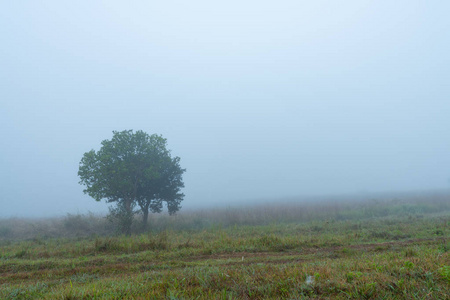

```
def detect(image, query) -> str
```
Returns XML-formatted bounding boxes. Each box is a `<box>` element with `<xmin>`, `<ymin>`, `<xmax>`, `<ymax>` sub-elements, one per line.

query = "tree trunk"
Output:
<box><xmin>142</xmin><ymin>206</ymin><xmax>149</xmax><ymax>230</ymax></box>
<box><xmin>124</xmin><ymin>198</ymin><xmax>133</xmax><ymax>236</ymax></box>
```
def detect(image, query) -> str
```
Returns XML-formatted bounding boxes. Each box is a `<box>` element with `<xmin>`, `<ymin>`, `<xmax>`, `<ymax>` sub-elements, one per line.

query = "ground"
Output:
<box><xmin>0</xmin><ymin>194</ymin><xmax>449</xmax><ymax>299</ymax></box>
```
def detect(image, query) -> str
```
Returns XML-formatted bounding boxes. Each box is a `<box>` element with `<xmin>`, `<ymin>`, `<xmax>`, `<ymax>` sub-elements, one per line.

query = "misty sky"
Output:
<box><xmin>1</xmin><ymin>1</ymin><xmax>449</xmax><ymax>217</ymax></box>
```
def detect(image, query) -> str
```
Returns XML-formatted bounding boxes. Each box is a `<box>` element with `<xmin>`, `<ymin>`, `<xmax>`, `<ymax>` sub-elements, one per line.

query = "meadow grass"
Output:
<box><xmin>0</xmin><ymin>191</ymin><xmax>448</xmax><ymax>299</ymax></box>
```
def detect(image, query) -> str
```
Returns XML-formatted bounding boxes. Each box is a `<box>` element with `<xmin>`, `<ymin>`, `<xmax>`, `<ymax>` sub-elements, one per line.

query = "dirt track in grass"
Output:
<box><xmin>1</xmin><ymin>237</ymin><xmax>444</xmax><ymax>285</ymax></box>
<box><xmin>182</xmin><ymin>237</ymin><xmax>443</xmax><ymax>262</ymax></box>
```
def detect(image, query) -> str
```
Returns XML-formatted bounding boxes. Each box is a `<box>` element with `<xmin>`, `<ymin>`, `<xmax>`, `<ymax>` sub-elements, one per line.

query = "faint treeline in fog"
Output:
<box><xmin>1</xmin><ymin>191</ymin><xmax>448</xmax><ymax>240</ymax></box>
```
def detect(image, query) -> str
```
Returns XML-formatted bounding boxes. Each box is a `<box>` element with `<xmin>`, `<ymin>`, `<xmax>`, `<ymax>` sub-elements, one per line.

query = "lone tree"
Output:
<box><xmin>78</xmin><ymin>130</ymin><xmax>185</xmax><ymax>235</ymax></box>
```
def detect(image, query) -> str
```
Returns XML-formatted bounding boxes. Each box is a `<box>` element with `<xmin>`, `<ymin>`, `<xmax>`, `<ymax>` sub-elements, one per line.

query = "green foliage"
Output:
<box><xmin>403</xmin><ymin>261</ymin><xmax>415</xmax><ymax>270</ymax></box>
<box><xmin>78</xmin><ymin>130</ymin><xmax>185</xmax><ymax>234</ymax></box>
<box><xmin>106</xmin><ymin>201</ymin><xmax>136</xmax><ymax>235</ymax></box>
<box><xmin>346</xmin><ymin>271</ymin><xmax>363</xmax><ymax>282</ymax></box>
<box><xmin>439</xmin><ymin>266</ymin><xmax>450</xmax><ymax>282</ymax></box>
<box><xmin>14</xmin><ymin>248</ymin><xmax>28</xmax><ymax>258</ymax></box>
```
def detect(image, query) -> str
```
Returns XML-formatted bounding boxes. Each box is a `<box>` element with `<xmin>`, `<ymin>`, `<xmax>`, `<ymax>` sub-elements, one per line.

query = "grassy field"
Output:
<box><xmin>0</xmin><ymin>192</ymin><xmax>449</xmax><ymax>299</ymax></box>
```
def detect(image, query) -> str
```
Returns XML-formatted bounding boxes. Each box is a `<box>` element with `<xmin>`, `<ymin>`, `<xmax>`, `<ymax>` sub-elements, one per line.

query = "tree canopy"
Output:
<box><xmin>78</xmin><ymin>130</ymin><xmax>185</xmax><ymax>234</ymax></box>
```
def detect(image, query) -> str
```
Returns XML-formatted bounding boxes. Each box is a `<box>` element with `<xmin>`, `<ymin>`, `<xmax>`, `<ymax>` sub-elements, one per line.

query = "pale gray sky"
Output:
<box><xmin>1</xmin><ymin>1</ymin><xmax>449</xmax><ymax>217</ymax></box>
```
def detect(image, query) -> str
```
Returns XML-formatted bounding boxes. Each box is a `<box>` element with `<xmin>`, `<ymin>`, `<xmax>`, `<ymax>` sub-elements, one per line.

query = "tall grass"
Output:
<box><xmin>0</xmin><ymin>190</ymin><xmax>448</xmax><ymax>241</ymax></box>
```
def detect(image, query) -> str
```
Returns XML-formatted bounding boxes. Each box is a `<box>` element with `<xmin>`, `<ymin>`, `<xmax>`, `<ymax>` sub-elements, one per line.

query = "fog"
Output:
<box><xmin>1</xmin><ymin>1</ymin><xmax>449</xmax><ymax>217</ymax></box>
